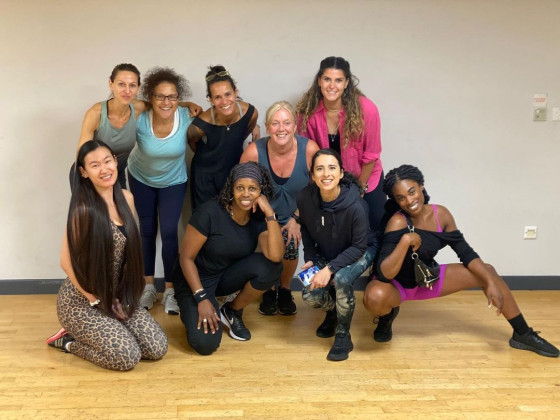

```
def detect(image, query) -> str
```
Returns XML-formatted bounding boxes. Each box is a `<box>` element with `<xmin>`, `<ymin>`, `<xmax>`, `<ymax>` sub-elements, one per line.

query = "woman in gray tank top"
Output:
<box><xmin>70</xmin><ymin>63</ymin><xmax>201</xmax><ymax>189</ymax></box>
<box><xmin>241</xmin><ymin>101</ymin><xmax>319</xmax><ymax>316</ymax></box>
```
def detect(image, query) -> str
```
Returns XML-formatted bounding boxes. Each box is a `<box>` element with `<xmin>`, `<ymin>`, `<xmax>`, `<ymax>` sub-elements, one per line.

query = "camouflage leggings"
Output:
<box><xmin>302</xmin><ymin>248</ymin><xmax>375</xmax><ymax>334</ymax></box>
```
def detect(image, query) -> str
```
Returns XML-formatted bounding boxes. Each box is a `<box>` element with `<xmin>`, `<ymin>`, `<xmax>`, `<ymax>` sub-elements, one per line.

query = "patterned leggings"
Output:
<box><xmin>57</xmin><ymin>279</ymin><xmax>168</xmax><ymax>371</ymax></box>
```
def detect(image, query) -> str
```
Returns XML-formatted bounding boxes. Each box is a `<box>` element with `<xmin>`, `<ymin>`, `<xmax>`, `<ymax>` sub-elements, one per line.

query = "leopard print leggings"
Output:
<box><xmin>57</xmin><ymin>279</ymin><xmax>168</xmax><ymax>371</ymax></box>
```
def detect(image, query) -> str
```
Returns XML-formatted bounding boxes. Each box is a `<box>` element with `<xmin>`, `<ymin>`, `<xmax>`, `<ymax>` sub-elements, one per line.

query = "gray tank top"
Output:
<box><xmin>94</xmin><ymin>100</ymin><xmax>137</xmax><ymax>170</ymax></box>
<box><xmin>256</xmin><ymin>135</ymin><xmax>310</xmax><ymax>225</ymax></box>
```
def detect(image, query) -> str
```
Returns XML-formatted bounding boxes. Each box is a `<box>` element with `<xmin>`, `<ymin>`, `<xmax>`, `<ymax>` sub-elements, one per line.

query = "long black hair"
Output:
<box><xmin>68</xmin><ymin>140</ymin><xmax>144</xmax><ymax>317</ymax></box>
<box><xmin>381</xmin><ymin>164</ymin><xmax>431</xmax><ymax>223</ymax></box>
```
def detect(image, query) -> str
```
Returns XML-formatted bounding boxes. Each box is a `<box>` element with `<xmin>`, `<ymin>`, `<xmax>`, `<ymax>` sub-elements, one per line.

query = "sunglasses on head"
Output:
<box><xmin>205</xmin><ymin>70</ymin><xmax>230</xmax><ymax>82</ymax></box>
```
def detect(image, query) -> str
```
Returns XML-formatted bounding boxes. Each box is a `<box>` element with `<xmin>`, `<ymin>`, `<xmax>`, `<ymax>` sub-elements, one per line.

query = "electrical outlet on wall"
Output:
<box><xmin>524</xmin><ymin>226</ymin><xmax>537</xmax><ymax>239</ymax></box>
<box><xmin>533</xmin><ymin>107</ymin><xmax>547</xmax><ymax>121</ymax></box>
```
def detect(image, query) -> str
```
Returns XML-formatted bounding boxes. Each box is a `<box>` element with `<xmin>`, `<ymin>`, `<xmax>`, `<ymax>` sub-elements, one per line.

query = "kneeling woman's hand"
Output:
<box><xmin>112</xmin><ymin>299</ymin><xmax>128</xmax><ymax>320</ymax></box>
<box><xmin>197</xmin><ymin>300</ymin><xmax>220</xmax><ymax>334</ymax></box>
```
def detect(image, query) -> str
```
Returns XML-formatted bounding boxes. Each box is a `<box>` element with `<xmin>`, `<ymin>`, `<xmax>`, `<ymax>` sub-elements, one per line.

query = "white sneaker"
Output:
<box><xmin>162</xmin><ymin>288</ymin><xmax>180</xmax><ymax>315</ymax></box>
<box><xmin>139</xmin><ymin>284</ymin><xmax>157</xmax><ymax>310</ymax></box>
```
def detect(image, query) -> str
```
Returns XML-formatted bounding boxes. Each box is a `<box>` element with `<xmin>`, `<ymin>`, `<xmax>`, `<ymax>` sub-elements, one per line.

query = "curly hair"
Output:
<box><xmin>141</xmin><ymin>67</ymin><xmax>191</xmax><ymax>101</ymax></box>
<box><xmin>218</xmin><ymin>162</ymin><xmax>275</xmax><ymax>215</ymax></box>
<box><xmin>296</xmin><ymin>56</ymin><xmax>365</xmax><ymax>147</ymax></box>
<box><xmin>205</xmin><ymin>65</ymin><xmax>242</xmax><ymax>99</ymax></box>
<box><xmin>382</xmin><ymin>164</ymin><xmax>431</xmax><ymax>220</ymax></box>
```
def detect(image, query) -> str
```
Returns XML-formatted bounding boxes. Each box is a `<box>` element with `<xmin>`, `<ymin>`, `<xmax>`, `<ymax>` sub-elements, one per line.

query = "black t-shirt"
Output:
<box><xmin>189</xmin><ymin>199</ymin><xmax>266</xmax><ymax>278</ymax></box>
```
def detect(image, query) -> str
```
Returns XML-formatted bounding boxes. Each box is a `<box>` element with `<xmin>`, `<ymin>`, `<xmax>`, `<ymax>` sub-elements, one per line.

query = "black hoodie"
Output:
<box><xmin>297</xmin><ymin>182</ymin><xmax>369</xmax><ymax>273</ymax></box>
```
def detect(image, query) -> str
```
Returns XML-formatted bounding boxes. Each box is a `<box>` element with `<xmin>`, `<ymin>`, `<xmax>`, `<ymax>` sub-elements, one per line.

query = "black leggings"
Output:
<box><xmin>362</xmin><ymin>171</ymin><xmax>387</xmax><ymax>234</ymax></box>
<box><xmin>172</xmin><ymin>253</ymin><xmax>282</xmax><ymax>355</ymax></box>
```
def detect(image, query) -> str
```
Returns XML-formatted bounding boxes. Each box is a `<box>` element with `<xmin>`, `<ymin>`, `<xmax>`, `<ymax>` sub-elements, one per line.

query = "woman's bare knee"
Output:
<box><xmin>363</xmin><ymin>283</ymin><xmax>393</xmax><ymax>314</ymax></box>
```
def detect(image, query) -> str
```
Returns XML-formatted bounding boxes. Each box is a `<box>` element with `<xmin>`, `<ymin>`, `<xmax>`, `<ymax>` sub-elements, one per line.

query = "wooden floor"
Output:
<box><xmin>1</xmin><ymin>291</ymin><xmax>559</xmax><ymax>419</ymax></box>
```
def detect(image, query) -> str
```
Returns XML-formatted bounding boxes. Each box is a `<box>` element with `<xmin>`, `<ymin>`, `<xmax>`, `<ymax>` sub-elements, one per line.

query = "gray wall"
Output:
<box><xmin>1</xmin><ymin>0</ymin><xmax>559</xmax><ymax>283</ymax></box>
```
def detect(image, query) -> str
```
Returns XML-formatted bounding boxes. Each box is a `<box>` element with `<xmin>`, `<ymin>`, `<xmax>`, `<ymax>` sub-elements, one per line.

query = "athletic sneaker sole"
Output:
<box><xmin>165</xmin><ymin>309</ymin><xmax>179</xmax><ymax>315</ymax></box>
<box><xmin>509</xmin><ymin>338</ymin><xmax>560</xmax><ymax>358</ymax></box>
<box><xmin>46</xmin><ymin>327</ymin><xmax>67</xmax><ymax>344</ymax></box>
<box><xmin>220</xmin><ymin>311</ymin><xmax>250</xmax><ymax>341</ymax></box>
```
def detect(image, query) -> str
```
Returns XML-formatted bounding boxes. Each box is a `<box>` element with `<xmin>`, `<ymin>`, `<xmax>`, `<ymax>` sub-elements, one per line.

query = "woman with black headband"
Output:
<box><xmin>172</xmin><ymin>162</ymin><xmax>284</xmax><ymax>355</ymax></box>
<box><xmin>188</xmin><ymin>65</ymin><xmax>260</xmax><ymax>210</ymax></box>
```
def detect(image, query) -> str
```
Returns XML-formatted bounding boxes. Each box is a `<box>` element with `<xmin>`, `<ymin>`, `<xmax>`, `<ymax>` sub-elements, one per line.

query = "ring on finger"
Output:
<box><xmin>203</xmin><ymin>318</ymin><xmax>208</xmax><ymax>323</ymax></box>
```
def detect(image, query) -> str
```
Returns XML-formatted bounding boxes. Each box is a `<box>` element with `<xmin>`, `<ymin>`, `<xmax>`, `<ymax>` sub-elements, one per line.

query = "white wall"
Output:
<box><xmin>1</xmin><ymin>0</ymin><xmax>559</xmax><ymax>280</ymax></box>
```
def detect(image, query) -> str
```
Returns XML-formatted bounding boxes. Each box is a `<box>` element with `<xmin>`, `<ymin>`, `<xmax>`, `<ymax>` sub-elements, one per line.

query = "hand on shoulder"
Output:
<box><xmin>240</xmin><ymin>141</ymin><xmax>258</xmax><ymax>163</ymax></box>
<box><xmin>132</xmin><ymin>99</ymin><xmax>148</xmax><ymax>116</ymax></box>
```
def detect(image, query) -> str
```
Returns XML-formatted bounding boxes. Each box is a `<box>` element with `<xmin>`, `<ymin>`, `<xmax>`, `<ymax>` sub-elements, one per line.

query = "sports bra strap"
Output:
<box><xmin>399</xmin><ymin>208</ymin><xmax>442</xmax><ymax>232</ymax></box>
<box><xmin>210</xmin><ymin>102</ymin><xmax>244</xmax><ymax>124</ymax></box>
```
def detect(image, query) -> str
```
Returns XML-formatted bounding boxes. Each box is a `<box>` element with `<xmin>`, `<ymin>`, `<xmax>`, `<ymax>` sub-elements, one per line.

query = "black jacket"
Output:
<box><xmin>297</xmin><ymin>183</ymin><xmax>370</xmax><ymax>273</ymax></box>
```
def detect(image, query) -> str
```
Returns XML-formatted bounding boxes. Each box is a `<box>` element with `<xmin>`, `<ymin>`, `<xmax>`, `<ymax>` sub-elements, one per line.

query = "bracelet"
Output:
<box><xmin>361</xmin><ymin>183</ymin><xmax>369</xmax><ymax>194</ymax></box>
<box><xmin>193</xmin><ymin>289</ymin><xmax>209</xmax><ymax>304</ymax></box>
<box><xmin>291</xmin><ymin>213</ymin><xmax>300</xmax><ymax>224</ymax></box>
<box><xmin>89</xmin><ymin>299</ymin><xmax>101</xmax><ymax>307</ymax></box>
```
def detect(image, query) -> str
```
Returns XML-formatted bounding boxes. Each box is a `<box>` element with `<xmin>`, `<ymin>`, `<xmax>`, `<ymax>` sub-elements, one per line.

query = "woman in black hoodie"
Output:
<box><xmin>297</xmin><ymin>149</ymin><xmax>376</xmax><ymax>361</ymax></box>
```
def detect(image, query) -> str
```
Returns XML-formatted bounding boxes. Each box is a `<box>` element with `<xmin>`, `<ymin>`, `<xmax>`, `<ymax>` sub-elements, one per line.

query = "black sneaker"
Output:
<box><xmin>277</xmin><ymin>287</ymin><xmax>297</xmax><ymax>315</ymax></box>
<box><xmin>316</xmin><ymin>309</ymin><xmax>337</xmax><ymax>338</ymax></box>
<box><xmin>509</xmin><ymin>328</ymin><xmax>559</xmax><ymax>358</ymax></box>
<box><xmin>47</xmin><ymin>331</ymin><xmax>75</xmax><ymax>353</ymax></box>
<box><xmin>327</xmin><ymin>333</ymin><xmax>354</xmax><ymax>361</ymax></box>
<box><xmin>373</xmin><ymin>306</ymin><xmax>400</xmax><ymax>342</ymax></box>
<box><xmin>258</xmin><ymin>288</ymin><xmax>277</xmax><ymax>315</ymax></box>
<box><xmin>220</xmin><ymin>303</ymin><xmax>251</xmax><ymax>341</ymax></box>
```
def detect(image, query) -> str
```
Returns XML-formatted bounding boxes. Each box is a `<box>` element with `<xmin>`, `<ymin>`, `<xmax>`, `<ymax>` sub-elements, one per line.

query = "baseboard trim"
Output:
<box><xmin>1</xmin><ymin>276</ymin><xmax>559</xmax><ymax>295</ymax></box>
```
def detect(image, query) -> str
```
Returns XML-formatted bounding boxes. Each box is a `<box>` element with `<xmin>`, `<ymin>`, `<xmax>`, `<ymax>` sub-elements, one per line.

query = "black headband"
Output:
<box><xmin>231</xmin><ymin>162</ymin><xmax>263</xmax><ymax>185</ymax></box>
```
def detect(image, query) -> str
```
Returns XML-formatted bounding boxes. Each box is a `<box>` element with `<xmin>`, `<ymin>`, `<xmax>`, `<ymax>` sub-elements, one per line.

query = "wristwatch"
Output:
<box><xmin>265</xmin><ymin>213</ymin><xmax>278</xmax><ymax>222</ymax></box>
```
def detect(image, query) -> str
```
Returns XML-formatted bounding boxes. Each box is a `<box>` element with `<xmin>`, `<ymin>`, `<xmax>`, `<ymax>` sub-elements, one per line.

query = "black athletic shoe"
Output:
<box><xmin>373</xmin><ymin>306</ymin><xmax>400</xmax><ymax>342</ymax></box>
<box><xmin>277</xmin><ymin>287</ymin><xmax>297</xmax><ymax>315</ymax></box>
<box><xmin>509</xmin><ymin>328</ymin><xmax>559</xmax><ymax>358</ymax></box>
<box><xmin>327</xmin><ymin>333</ymin><xmax>354</xmax><ymax>361</ymax></box>
<box><xmin>220</xmin><ymin>303</ymin><xmax>251</xmax><ymax>341</ymax></box>
<box><xmin>316</xmin><ymin>309</ymin><xmax>337</xmax><ymax>338</ymax></box>
<box><xmin>258</xmin><ymin>288</ymin><xmax>277</xmax><ymax>316</ymax></box>
<box><xmin>47</xmin><ymin>331</ymin><xmax>75</xmax><ymax>353</ymax></box>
